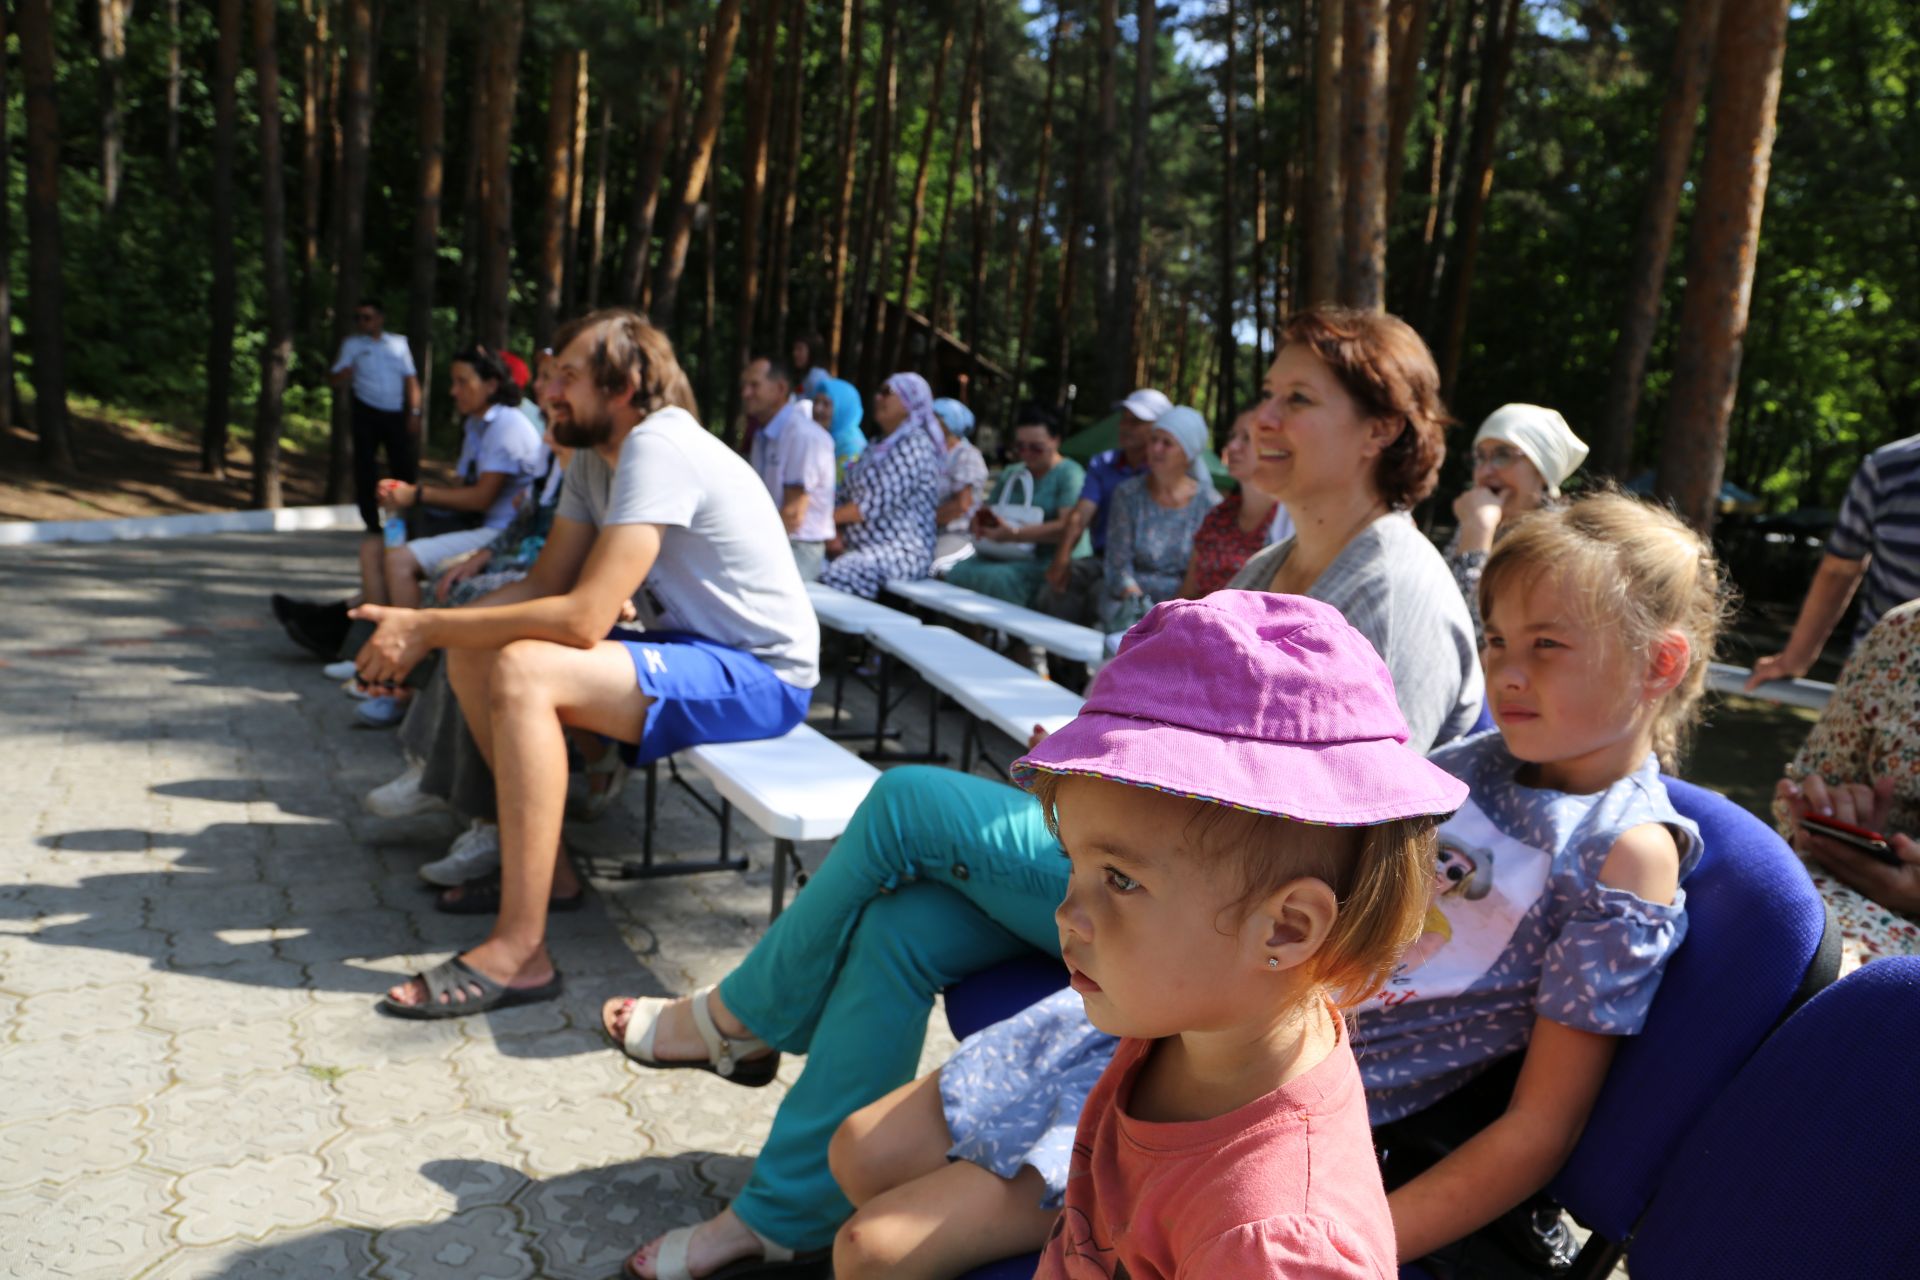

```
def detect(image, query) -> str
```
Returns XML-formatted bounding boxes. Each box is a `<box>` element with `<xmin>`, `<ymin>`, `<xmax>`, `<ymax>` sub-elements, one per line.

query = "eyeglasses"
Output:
<box><xmin>1473</xmin><ymin>444</ymin><xmax>1526</xmax><ymax>469</ymax></box>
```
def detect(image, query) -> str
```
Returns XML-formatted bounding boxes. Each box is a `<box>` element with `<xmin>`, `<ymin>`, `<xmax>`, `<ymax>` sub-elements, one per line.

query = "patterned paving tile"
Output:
<box><xmin>450</xmin><ymin>1029</ymin><xmax>632</xmax><ymax>1117</ymax></box>
<box><xmin>0</xmin><ymin>1026</ymin><xmax>173</xmax><ymax>1122</ymax></box>
<box><xmin>144</xmin><ymin>1072</ymin><xmax>343</xmax><ymax>1173</ymax></box>
<box><xmin>331</xmin><ymin>1057</ymin><xmax>469</xmax><ymax>1129</ymax></box>
<box><xmin>368</xmin><ymin>1204</ymin><xmax>538</xmax><ymax>1280</ymax></box>
<box><xmin>323</xmin><ymin>1113</ymin><xmax>525</xmax><ymax>1227</ymax></box>
<box><xmin>170</xmin><ymin>1015</ymin><xmax>304</xmax><ymax>1081</ymax></box>
<box><xmin>168</xmin><ymin>1152</ymin><xmax>338</xmax><ymax>1247</ymax></box>
<box><xmin>0</xmin><ymin>1103</ymin><xmax>145</xmax><ymax>1190</ymax></box>
<box><xmin>0</xmin><ymin>1165</ymin><xmax>174</xmax><ymax>1278</ymax></box>
<box><xmin>11</xmin><ymin>979</ymin><xmax>149</xmax><ymax>1042</ymax></box>
<box><xmin>515</xmin><ymin>1154</ymin><xmax>722</xmax><ymax>1280</ymax></box>
<box><xmin>291</xmin><ymin>995</ymin><xmax>471</xmax><ymax>1072</ymax></box>
<box><xmin>140</xmin><ymin>1224</ymin><xmax>379</xmax><ymax>1279</ymax></box>
<box><xmin>506</xmin><ymin>1095</ymin><xmax>652</xmax><ymax>1178</ymax></box>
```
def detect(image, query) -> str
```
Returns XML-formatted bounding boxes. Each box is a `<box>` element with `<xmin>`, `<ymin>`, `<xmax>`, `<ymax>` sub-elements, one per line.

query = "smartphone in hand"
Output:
<box><xmin>1801</xmin><ymin>813</ymin><xmax>1901</xmax><ymax>867</ymax></box>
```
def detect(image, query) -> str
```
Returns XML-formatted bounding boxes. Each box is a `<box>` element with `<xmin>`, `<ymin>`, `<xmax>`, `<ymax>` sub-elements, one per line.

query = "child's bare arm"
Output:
<box><xmin>1389</xmin><ymin>822</ymin><xmax>1679</xmax><ymax>1259</ymax></box>
<box><xmin>1386</xmin><ymin>1017</ymin><xmax>1616</xmax><ymax>1260</ymax></box>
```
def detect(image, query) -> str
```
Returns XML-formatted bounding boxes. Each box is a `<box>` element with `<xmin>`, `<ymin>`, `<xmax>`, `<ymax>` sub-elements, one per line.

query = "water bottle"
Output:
<box><xmin>381</xmin><ymin>508</ymin><xmax>407</xmax><ymax>549</ymax></box>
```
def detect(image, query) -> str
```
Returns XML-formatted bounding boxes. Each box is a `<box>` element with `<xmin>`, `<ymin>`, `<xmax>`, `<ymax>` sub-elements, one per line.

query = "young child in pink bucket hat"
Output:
<box><xmin>829</xmin><ymin>591</ymin><xmax>1467</xmax><ymax>1279</ymax></box>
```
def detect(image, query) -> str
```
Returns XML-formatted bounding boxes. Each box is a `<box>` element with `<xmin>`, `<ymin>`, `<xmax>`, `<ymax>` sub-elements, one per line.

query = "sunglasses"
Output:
<box><xmin>1013</xmin><ymin>441</ymin><xmax>1051</xmax><ymax>454</ymax></box>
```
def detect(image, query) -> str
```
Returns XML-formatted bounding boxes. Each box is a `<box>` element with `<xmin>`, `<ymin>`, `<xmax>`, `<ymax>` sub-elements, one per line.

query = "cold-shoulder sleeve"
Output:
<box><xmin>1535</xmin><ymin>881</ymin><xmax>1689</xmax><ymax>1035</ymax></box>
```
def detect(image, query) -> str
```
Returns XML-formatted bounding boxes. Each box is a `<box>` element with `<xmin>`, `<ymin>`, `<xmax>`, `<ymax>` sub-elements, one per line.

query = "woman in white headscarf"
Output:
<box><xmin>1446</xmin><ymin>403</ymin><xmax>1590</xmax><ymax>641</ymax></box>
<box><xmin>819</xmin><ymin>372</ymin><xmax>945</xmax><ymax>599</ymax></box>
<box><xmin>1095</xmin><ymin>404</ymin><xmax>1222</xmax><ymax>637</ymax></box>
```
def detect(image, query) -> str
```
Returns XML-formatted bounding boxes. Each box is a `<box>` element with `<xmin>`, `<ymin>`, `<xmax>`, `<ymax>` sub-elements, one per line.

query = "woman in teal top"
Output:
<box><xmin>944</xmin><ymin>407</ymin><xmax>1088</xmax><ymax>607</ymax></box>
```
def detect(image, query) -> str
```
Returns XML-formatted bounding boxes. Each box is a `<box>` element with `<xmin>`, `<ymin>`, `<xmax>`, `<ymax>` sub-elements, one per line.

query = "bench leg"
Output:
<box><xmin>614</xmin><ymin>758</ymin><xmax>750</xmax><ymax>881</ymax></box>
<box><xmin>770</xmin><ymin>838</ymin><xmax>808</xmax><ymax>921</ymax></box>
<box><xmin>859</xmin><ymin>654</ymin><xmax>947</xmax><ymax>765</ymax></box>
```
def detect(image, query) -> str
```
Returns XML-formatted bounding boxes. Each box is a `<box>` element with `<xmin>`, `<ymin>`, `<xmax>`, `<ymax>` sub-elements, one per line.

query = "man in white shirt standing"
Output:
<box><xmin>742</xmin><ymin>355</ymin><xmax>838</xmax><ymax>581</ymax></box>
<box><xmin>330</xmin><ymin>297</ymin><xmax>423</xmax><ymax>533</ymax></box>
<box><xmin>350</xmin><ymin>309</ymin><xmax>820</xmax><ymax>1019</ymax></box>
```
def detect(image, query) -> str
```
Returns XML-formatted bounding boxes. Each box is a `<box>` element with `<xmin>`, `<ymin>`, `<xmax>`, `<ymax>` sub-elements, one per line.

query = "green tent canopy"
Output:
<box><xmin>1059</xmin><ymin>411</ymin><xmax>1235</xmax><ymax>490</ymax></box>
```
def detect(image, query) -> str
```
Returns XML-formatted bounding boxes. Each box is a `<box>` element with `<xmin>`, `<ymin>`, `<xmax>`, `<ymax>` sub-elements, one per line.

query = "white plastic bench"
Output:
<box><xmin>884</xmin><ymin>577</ymin><xmax>1106</xmax><ymax>666</ymax></box>
<box><xmin>623</xmin><ymin>724</ymin><xmax>879</xmax><ymax>919</ymax></box>
<box><xmin>805</xmin><ymin>581</ymin><xmax>923</xmax><ymax>738</ymax></box>
<box><xmin>866</xmin><ymin>622</ymin><xmax>1084</xmax><ymax>773</ymax></box>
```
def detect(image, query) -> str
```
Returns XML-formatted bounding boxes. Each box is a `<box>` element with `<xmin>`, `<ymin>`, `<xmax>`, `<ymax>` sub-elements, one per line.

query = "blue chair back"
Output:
<box><xmin>1627</xmin><ymin>957</ymin><xmax>1920</xmax><ymax>1277</ymax></box>
<box><xmin>1547</xmin><ymin>776</ymin><xmax>1836</xmax><ymax>1244</ymax></box>
<box><xmin>946</xmin><ymin>950</ymin><xmax>1069</xmax><ymax>1041</ymax></box>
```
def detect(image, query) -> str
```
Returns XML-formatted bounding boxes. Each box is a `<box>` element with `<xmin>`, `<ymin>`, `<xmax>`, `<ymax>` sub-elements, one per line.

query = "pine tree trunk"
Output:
<box><xmin>1342</xmin><ymin>0</ymin><xmax>1389</xmax><ymax>309</ymax></box>
<box><xmin>299</xmin><ymin>0</ymin><xmax>324</xmax><ymax>287</ymax></box>
<box><xmin>536</xmin><ymin>47</ymin><xmax>582</xmax><ymax>350</ymax></box>
<box><xmin>736</xmin><ymin>0</ymin><xmax>783</xmax><ymax>384</ymax></box>
<box><xmin>847</xmin><ymin>0</ymin><xmax>899</xmax><ymax>385</ymax></box>
<box><xmin>456</xmin><ymin>30</ymin><xmax>492</xmax><ymax>339</ymax></box>
<box><xmin>408</xmin><ymin>0</ymin><xmax>449</xmax><ymax>430</ymax></box>
<box><xmin>1437</xmin><ymin>0</ymin><xmax>1520</xmax><ymax>395</ymax></box>
<box><xmin>18</xmin><ymin>0</ymin><xmax>70</xmax><ymax>469</ymax></box>
<box><xmin>0</xmin><ymin>0</ymin><xmax>15</xmax><ymax>435</ymax></box>
<box><xmin>927</xmin><ymin>3</ymin><xmax>980</xmax><ymax>343</ymax></box>
<box><xmin>825</xmin><ymin>0</ymin><xmax>864</xmax><ymax>366</ymax></box>
<box><xmin>1309</xmin><ymin>0</ymin><xmax>1345</xmax><ymax>305</ymax></box>
<box><xmin>164</xmin><ymin>0</ymin><xmax>183</xmax><ymax>192</ymax></box>
<box><xmin>564</xmin><ymin>53</ymin><xmax>591</xmax><ymax>313</ymax></box>
<box><xmin>1655</xmin><ymin>0</ymin><xmax>1792</xmax><ymax>533</ymax></box>
<box><xmin>475</xmin><ymin>0</ymin><xmax>523</xmax><ymax>351</ymax></box>
<box><xmin>1110</xmin><ymin>0</ymin><xmax>1155</xmax><ymax>401</ymax></box>
<box><xmin>887</xmin><ymin>9</ymin><xmax>957</xmax><ymax>371</ymax></box>
<box><xmin>585</xmin><ymin>94</ymin><xmax>614</xmax><ymax>309</ymax></box>
<box><xmin>654</xmin><ymin>0</ymin><xmax>745</xmax><ymax>329</ymax></box>
<box><xmin>618</xmin><ymin>27</ymin><xmax>683</xmax><ymax>308</ymax></box>
<box><xmin>966</xmin><ymin>0</ymin><xmax>992</xmax><ymax>359</ymax></box>
<box><xmin>98</xmin><ymin>0</ymin><xmax>129</xmax><ymax>219</ymax></box>
<box><xmin>1383</xmin><ymin>0</ymin><xmax>1430</xmax><ymax>231</ymax></box>
<box><xmin>767</xmin><ymin>0</ymin><xmax>807</xmax><ymax>355</ymax></box>
<box><xmin>1250</xmin><ymin>2</ymin><xmax>1268</xmax><ymax>382</ymax></box>
<box><xmin>1093</xmin><ymin>0</ymin><xmax>1119</xmax><ymax>321</ymax></box>
<box><xmin>1595</xmin><ymin>0</ymin><xmax>1725</xmax><ymax>477</ymax></box>
<box><xmin>1054</xmin><ymin>35</ymin><xmax>1093</xmax><ymax>401</ymax></box>
<box><xmin>253</xmin><ymin>0</ymin><xmax>293</xmax><ymax>509</ymax></box>
<box><xmin>203</xmin><ymin>0</ymin><xmax>244</xmax><ymax>478</ymax></box>
<box><xmin>328</xmin><ymin>0</ymin><xmax>376</xmax><ymax>500</ymax></box>
<box><xmin>1011</xmin><ymin>4</ymin><xmax>1066</xmax><ymax>392</ymax></box>
<box><xmin>1219</xmin><ymin>0</ymin><xmax>1237</xmax><ymax>429</ymax></box>
<box><xmin>1421</xmin><ymin>0</ymin><xmax>1478</xmax><ymax>326</ymax></box>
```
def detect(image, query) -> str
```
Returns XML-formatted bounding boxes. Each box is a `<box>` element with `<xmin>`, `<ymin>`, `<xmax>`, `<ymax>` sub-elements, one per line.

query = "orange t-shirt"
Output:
<box><xmin>1034</xmin><ymin>1021</ymin><xmax>1396</xmax><ymax>1279</ymax></box>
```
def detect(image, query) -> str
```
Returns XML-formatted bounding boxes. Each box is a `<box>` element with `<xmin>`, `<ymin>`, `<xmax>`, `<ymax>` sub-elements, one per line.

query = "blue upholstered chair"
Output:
<box><xmin>1623</xmin><ymin>956</ymin><xmax>1920</xmax><ymax>1277</ymax></box>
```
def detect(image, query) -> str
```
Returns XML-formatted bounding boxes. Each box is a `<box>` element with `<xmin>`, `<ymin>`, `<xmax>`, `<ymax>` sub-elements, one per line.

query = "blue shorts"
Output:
<box><xmin>613</xmin><ymin>631</ymin><xmax>811</xmax><ymax>766</ymax></box>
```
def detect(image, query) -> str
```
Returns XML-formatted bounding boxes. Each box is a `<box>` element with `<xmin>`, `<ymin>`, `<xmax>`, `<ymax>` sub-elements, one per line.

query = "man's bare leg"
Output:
<box><xmin>390</xmin><ymin>639</ymin><xmax>647</xmax><ymax>1007</ymax></box>
<box><xmin>358</xmin><ymin>537</ymin><xmax>390</xmax><ymax>606</ymax></box>
<box><xmin>385</xmin><ymin>546</ymin><xmax>424</xmax><ymax>609</ymax></box>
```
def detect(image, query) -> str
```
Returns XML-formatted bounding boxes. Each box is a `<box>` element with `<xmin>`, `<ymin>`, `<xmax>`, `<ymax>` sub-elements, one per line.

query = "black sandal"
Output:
<box><xmin>377</xmin><ymin>955</ymin><xmax>564</xmax><ymax>1020</ymax></box>
<box><xmin>433</xmin><ymin>877</ymin><xmax>588</xmax><ymax>916</ymax></box>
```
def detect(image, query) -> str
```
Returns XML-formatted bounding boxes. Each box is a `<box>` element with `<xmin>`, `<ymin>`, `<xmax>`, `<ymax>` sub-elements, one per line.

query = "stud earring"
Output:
<box><xmin>1267</xmin><ymin>957</ymin><xmax>1279</xmax><ymax>969</ymax></box>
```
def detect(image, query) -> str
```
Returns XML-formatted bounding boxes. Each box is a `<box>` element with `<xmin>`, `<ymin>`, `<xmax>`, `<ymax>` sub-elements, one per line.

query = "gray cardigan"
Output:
<box><xmin>1226</xmin><ymin>512</ymin><xmax>1485</xmax><ymax>753</ymax></box>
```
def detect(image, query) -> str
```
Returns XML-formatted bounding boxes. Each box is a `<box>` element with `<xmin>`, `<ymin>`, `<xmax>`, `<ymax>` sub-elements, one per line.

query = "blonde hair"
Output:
<box><xmin>1030</xmin><ymin>773</ymin><xmax>1441</xmax><ymax>1010</ymax></box>
<box><xmin>1478</xmin><ymin>488</ymin><xmax>1734</xmax><ymax>767</ymax></box>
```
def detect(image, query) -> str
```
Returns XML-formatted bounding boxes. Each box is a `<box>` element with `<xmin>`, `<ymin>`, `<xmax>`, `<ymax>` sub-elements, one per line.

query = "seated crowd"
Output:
<box><xmin>261</xmin><ymin>299</ymin><xmax>1906</xmax><ymax>1280</ymax></box>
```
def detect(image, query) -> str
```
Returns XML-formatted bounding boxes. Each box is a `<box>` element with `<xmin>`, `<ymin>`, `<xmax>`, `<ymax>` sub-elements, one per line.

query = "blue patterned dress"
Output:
<box><xmin>820</xmin><ymin>427</ymin><xmax>942</xmax><ymax>599</ymax></box>
<box><xmin>938</xmin><ymin>730</ymin><xmax>1701</xmax><ymax>1200</ymax></box>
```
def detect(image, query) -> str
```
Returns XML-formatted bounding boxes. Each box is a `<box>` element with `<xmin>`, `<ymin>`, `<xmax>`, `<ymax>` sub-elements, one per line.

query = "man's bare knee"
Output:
<box><xmin>488</xmin><ymin>640</ymin><xmax>561</xmax><ymax>714</ymax></box>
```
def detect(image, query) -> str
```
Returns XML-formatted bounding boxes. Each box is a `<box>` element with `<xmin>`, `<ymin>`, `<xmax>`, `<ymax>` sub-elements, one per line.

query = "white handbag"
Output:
<box><xmin>976</xmin><ymin>468</ymin><xmax>1046</xmax><ymax>560</ymax></box>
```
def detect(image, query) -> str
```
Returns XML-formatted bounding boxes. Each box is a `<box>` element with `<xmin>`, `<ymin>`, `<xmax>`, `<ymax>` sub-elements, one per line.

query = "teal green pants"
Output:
<box><xmin>945</xmin><ymin>554</ymin><xmax>1048</xmax><ymax>607</ymax></box>
<box><xmin>717</xmin><ymin>765</ymin><xmax>1067</xmax><ymax>1252</ymax></box>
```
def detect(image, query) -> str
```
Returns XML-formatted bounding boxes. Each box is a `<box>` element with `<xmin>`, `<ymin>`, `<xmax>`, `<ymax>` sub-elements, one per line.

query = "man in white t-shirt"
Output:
<box><xmin>329</xmin><ymin>297</ymin><xmax>422</xmax><ymax>533</ymax></box>
<box><xmin>743</xmin><ymin>355</ymin><xmax>838</xmax><ymax>581</ymax></box>
<box><xmin>351</xmin><ymin>310</ymin><xmax>820</xmax><ymax>1019</ymax></box>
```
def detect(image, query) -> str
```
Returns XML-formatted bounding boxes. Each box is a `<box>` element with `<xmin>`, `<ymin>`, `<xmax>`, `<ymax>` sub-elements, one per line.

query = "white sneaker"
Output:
<box><xmin>418</xmin><ymin>820</ymin><xmax>501</xmax><ymax>886</ymax></box>
<box><xmin>322</xmin><ymin>659</ymin><xmax>357</xmax><ymax>680</ymax></box>
<box><xmin>364</xmin><ymin>763</ymin><xmax>444</xmax><ymax>818</ymax></box>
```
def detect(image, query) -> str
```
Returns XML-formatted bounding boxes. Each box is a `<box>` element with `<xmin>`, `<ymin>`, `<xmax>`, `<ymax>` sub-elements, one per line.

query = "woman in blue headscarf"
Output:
<box><xmin>819</xmin><ymin>373</ymin><xmax>943</xmax><ymax>599</ymax></box>
<box><xmin>931</xmin><ymin>397</ymin><xmax>988</xmax><ymax>567</ymax></box>
<box><xmin>811</xmin><ymin>376</ymin><xmax>868</xmax><ymax>472</ymax></box>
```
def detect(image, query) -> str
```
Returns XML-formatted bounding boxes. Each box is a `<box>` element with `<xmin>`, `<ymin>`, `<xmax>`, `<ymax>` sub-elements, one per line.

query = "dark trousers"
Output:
<box><xmin>350</xmin><ymin>397</ymin><xmax>416</xmax><ymax>532</ymax></box>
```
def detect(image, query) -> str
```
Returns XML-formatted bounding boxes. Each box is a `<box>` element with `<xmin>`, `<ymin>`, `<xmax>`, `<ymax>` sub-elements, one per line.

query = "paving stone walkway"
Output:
<box><xmin>0</xmin><ymin>531</ymin><xmax>961</xmax><ymax>1279</ymax></box>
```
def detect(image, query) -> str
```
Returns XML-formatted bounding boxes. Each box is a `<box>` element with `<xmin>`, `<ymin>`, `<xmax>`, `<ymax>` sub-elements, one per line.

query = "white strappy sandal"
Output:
<box><xmin>633</xmin><ymin>1218</ymin><xmax>828</xmax><ymax>1280</ymax></box>
<box><xmin>602</xmin><ymin>985</ymin><xmax>781</xmax><ymax>1087</ymax></box>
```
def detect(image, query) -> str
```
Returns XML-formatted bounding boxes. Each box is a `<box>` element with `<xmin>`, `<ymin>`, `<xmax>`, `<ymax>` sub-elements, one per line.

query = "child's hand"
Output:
<box><xmin>1026</xmin><ymin>724</ymin><xmax>1051</xmax><ymax>751</ymax></box>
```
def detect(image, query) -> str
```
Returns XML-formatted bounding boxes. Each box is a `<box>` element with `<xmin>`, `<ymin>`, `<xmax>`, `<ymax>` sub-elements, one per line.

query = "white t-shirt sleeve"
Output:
<box><xmin>557</xmin><ymin>450</ymin><xmax>597</xmax><ymax>524</ymax></box>
<box><xmin>331</xmin><ymin>337</ymin><xmax>358</xmax><ymax>373</ymax></box>
<box><xmin>607</xmin><ymin>428</ymin><xmax>702</xmax><ymax>529</ymax></box>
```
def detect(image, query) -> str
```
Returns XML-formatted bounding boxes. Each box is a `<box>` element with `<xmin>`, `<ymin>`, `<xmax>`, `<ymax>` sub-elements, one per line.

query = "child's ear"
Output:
<box><xmin>1254</xmin><ymin>877</ymin><xmax>1339</xmax><ymax>974</ymax></box>
<box><xmin>1644</xmin><ymin>629</ymin><xmax>1692</xmax><ymax>699</ymax></box>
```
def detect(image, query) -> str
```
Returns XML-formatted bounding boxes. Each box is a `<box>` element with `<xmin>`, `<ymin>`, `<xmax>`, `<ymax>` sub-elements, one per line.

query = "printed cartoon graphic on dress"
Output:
<box><xmin>1365</xmin><ymin>798</ymin><xmax>1550</xmax><ymax>1010</ymax></box>
<box><xmin>1046</xmin><ymin>1203</ymin><xmax>1128</xmax><ymax>1279</ymax></box>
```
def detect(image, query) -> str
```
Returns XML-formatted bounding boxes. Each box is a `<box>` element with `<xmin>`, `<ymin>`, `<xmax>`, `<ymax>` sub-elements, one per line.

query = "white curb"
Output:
<box><xmin>0</xmin><ymin>503</ymin><xmax>365</xmax><ymax>547</ymax></box>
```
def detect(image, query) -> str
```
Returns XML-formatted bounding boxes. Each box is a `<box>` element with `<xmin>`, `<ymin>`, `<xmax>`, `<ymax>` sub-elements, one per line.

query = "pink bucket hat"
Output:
<box><xmin>1013</xmin><ymin>592</ymin><xmax>1467</xmax><ymax>826</ymax></box>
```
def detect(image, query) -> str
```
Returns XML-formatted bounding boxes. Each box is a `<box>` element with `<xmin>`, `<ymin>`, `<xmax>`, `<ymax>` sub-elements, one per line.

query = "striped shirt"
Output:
<box><xmin>1828</xmin><ymin>434</ymin><xmax>1920</xmax><ymax>642</ymax></box>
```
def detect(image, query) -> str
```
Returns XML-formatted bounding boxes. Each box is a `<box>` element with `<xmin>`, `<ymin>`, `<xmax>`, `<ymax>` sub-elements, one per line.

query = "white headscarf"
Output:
<box><xmin>867</xmin><ymin>372</ymin><xmax>940</xmax><ymax>464</ymax></box>
<box><xmin>1474</xmin><ymin>404</ymin><xmax>1589</xmax><ymax>497</ymax></box>
<box><xmin>1153</xmin><ymin>405</ymin><xmax>1216</xmax><ymax>489</ymax></box>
